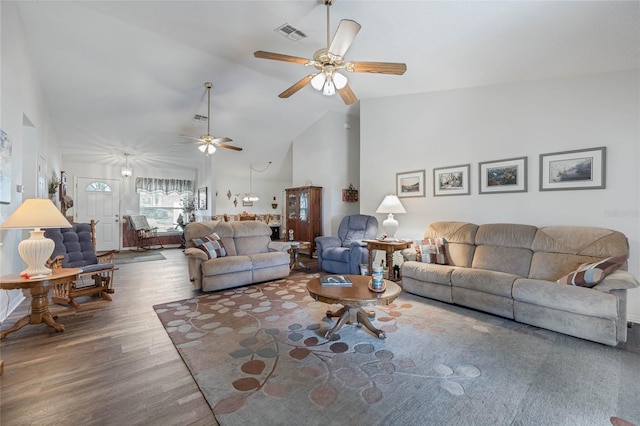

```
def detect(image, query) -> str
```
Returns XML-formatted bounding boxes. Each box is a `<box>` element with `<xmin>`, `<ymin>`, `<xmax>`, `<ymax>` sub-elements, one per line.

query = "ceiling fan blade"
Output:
<box><xmin>328</xmin><ymin>20</ymin><xmax>361</xmax><ymax>58</ymax></box>
<box><xmin>212</xmin><ymin>137</ymin><xmax>232</xmax><ymax>144</ymax></box>
<box><xmin>254</xmin><ymin>51</ymin><xmax>311</xmax><ymax>65</ymax></box>
<box><xmin>347</xmin><ymin>61</ymin><xmax>407</xmax><ymax>75</ymax></box>
<box><xmin>278</xmin><ymin>74</ymin><xmax>315</xmax><ymax>98</ymax></box>
<box><xmin>179</xmin><ymin>134</ymin><xmax>205</xmax><ymax>142</ymax></box>
<box><xmin>214</xmin><ymin>142</ymin><xmax>243</xmax><ymax>152</ymax></box>
<box><xmin>337</xmin><ymin>84</ymin><xmax>358</xmax><ymax>105</ymax></box>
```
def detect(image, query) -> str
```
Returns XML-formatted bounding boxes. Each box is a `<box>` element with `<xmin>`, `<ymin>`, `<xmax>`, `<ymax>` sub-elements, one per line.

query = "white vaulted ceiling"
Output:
<box><xmin>12</xmin><ymin>0</ymin><xmax>640</xmax><ymax>181</ymax></box>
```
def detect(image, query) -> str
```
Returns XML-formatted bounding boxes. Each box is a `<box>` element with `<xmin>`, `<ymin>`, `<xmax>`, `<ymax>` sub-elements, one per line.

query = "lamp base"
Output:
<box><xmin>382</xmin><ymin>214</ymin><xmax>399</xmax><ymax>239</ymax></box>
<box><xmin>18</xmin><ymin>229</ymin><xmax>54</xmax><ymax>277</ymax></box>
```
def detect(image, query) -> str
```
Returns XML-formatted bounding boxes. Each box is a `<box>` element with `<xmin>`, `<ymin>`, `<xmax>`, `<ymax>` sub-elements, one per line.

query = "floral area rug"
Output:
<box><xmin>154</xmin><ymin>274</ymin><xmax>640</xmax><ymax>426</ymax></box>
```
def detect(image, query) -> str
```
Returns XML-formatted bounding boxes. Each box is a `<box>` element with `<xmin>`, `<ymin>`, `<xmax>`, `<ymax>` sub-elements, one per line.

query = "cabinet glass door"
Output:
<box><xmin>288</xmin><ymin>191</ymin><xmax>298</xmax><ymax>220</ymax></box>
<box><xmin>299</xmin><ymin>191</ymin><xmax>308</xmax><ymax>221</ymax></box>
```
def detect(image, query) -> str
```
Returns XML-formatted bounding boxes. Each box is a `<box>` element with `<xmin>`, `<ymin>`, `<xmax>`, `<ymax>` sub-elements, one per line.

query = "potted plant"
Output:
<box><xmin>48</xmin><ymin>173</ymin><xmax>61</xmax><ymax>199</ymax></box>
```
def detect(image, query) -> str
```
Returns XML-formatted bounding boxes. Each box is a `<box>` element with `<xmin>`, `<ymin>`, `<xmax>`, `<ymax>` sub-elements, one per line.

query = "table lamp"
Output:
<box><xmin>375</xmin><ymin>195</ymin><xmax>407</xmax><ymax>241</ymax></box>
<box><xmin>1</xmin><ymin>198</ymin><xmax>72</xmax><ymax>276</ymax></box>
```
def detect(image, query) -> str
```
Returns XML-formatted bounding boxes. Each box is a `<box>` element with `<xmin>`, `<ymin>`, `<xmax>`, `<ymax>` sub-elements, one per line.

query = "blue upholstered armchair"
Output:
<box><xmin>315</xmin><ymin>214</ymin><xmax>378</xmax><ymax>275</ymax></box>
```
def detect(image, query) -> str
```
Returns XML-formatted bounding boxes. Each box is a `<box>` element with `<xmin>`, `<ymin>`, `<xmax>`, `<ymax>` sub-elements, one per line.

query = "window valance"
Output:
<box><xmin>135</xmin><ymin>178</ymin><xmax>194</xmax><ymax>194</ymax></box>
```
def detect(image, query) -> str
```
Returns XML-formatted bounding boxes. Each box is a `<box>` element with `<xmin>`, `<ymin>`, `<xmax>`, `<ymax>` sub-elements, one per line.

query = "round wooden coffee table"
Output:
<box><xmin>306</xmin><ymin>275</ymin><xmax>401</xmax><ymax>339</ymax></box>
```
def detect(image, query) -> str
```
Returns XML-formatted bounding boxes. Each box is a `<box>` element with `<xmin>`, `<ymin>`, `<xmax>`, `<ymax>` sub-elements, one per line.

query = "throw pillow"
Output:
<box><xmin>192</xmin><ymin>233</ymin><xmax>227</xmax><ymax>259</ymax></box>
<box><xmin>415</xmin><ymin>237</ymin><xmax>448</xmax><ymax>265</ymax></box>
<box><xmin>557</xmin><ymin>255</ymin><xmax>626</xmax><ymax>288</ymax></box>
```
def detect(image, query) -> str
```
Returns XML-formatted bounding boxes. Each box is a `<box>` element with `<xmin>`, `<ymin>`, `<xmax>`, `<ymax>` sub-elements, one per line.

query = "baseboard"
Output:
<box><xmin>627</xmin><ymin>312</ymin><xmax>640</xmax><ymax>324</ymax></box>
<box><xmin>0</xmin><ymin>290</ymin><xmax>26</xmax><ymax>323</ymax></box>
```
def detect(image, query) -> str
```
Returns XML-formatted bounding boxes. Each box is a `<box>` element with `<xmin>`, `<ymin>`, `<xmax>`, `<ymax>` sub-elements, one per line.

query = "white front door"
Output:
<box><xmin>75</xmin><ymin>177</ymin><xmax>121</xmax><ymax>251</ymax></box>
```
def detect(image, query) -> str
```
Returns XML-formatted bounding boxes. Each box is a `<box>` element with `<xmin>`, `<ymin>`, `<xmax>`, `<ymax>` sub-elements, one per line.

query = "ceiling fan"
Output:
<box><xmin>254</xmin><ymin>0</ymin><xmax>407</xmax><ymax>105</ymax></box>
<box><xmin>180</xmin><ymin>82</ymin><xmax>242</xmax><ymax>155</ymax></box>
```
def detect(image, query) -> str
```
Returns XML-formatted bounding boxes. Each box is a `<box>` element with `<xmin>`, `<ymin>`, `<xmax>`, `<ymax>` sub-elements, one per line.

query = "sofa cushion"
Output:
<box><xmin>557</xmin><ymin>256</ymin><xmax>626</xmax><ymax>288</ymax></box>
<box><xmin>513</xmin><ymin>278</ymin><xmax>619</xmax><ymax>320</ymax></box>
<box><xmin>193</xmin><ymin>233</ymin><xmax>227</xmax><ymax>259</ymax></box>
<box><xmin>451</xmin><ymin>268</ymin><xmax>520</xmax><ymax>298</ymax></box>
<box><xmin>248</xmin><ymin>252</ymin><xmax>290</xmax><ymax>270</ymax></box>
<box><xmin>201</xmin><ymin>255</ymin><xmax>252</xmax><ymax>276</ymax></box>
<box><xmin>401</xmin><ymin>261</ymin><xmax>455</xmax><ymax>286</ymax></box>
<box><xmin>423</xmin><ymin>222</ymin><xmax>478</xmax><ymax>267</ymax></box>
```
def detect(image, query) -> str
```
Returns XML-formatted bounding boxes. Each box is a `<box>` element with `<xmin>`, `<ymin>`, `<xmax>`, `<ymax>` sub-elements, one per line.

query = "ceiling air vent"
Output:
<box><xmin>193</xmin><ymin>114</ymin><xmax>208</xmax><ymax>122</ymax></box>
<box><xmin>274</xmin><ymin>23</ymin><xmax>307</xmax><ymax>42</ymax></box>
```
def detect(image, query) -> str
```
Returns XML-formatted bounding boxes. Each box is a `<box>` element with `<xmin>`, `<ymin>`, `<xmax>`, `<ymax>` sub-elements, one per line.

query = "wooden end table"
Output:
<box><xmin>364</xmin><ymin>239</ymin><xmax>413</xmax><ymax>281</ymax></box>
<box><xmin>307</xmin><ymin>275</ymin><xmax>401</xmax><ymax>339</ymax></box>
<box><xmin>289</xmin><ymin>241</ymin><xmax>310</xmax><ymax>271</ymax></box>
<box><xmin>0</xmin><ymin>268</ymin><xmax>81</xmax><ymax>339</ymax></box>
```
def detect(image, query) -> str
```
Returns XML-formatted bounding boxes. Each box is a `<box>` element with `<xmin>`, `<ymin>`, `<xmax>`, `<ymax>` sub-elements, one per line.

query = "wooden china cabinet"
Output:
<box><xmin>285</xmin><ymin>186</ymin><xmax>322</xmax><ymax>256</ymax></box>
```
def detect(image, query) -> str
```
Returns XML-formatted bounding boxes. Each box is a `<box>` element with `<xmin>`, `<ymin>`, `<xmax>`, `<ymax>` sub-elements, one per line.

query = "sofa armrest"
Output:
<box><xmin>593</xmin><ymin>270</ymin><xmax>640</xmax><ymax>293</ymax></box>
<box><xmin>268</xmin><ymin>241</ymin><xmax>291</xmax><ymax>252</ymax></box>
<box><xmin>401</xmin><ymin>247</ymin><xmax>417</xmax><ymax>262</ymax></box>
<box><xmin>184</xmin><ymin>247</ymin><xmax>208</xmax><ymax>261</ymax></box>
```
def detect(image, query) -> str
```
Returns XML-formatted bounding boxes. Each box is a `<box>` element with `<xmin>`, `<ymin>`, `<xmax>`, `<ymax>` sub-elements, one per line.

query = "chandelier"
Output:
<box><xmin>242</xmin><ymin>162</ymin><xmax>272</xmax><ymax>203</ymax></box>
<box><xmin>121</xmin><ymin>153</ymin><xmax>132</xmax><ymax>178</ymax></box>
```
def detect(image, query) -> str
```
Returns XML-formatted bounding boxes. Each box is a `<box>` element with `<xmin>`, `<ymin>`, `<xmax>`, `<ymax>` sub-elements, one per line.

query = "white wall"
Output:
<box><xmin>0</xmin><ymin>3</ymin><xmax>63</xmax><ymax>320</ymax></box>
<box><xmin>292</xmin><ymin>110</ymin><xmax>361</xmax><ymax>237</ymax></box>
<box><xmin>361</xmin><ymin>70</ymin><xmax>640</xmax><ymax>322</ymax></box>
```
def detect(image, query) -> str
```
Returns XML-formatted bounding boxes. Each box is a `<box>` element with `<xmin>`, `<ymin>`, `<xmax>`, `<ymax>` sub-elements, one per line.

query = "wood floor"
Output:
<box><xmin>0</xmin><ymin>249</ymin><xmax>319</xmax><ymax>425</ymax></box>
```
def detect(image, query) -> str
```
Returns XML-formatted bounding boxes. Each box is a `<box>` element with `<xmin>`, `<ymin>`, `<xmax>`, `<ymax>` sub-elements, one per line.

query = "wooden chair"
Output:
<box><xmin>127</xmin><ymin>215</ymin><xmax>164</xmax><ymax>251</ymax></box>
<box><xmin>45</xmin><ymin>220</ymin><xmax>118</xmax><ymax>308</ymax></box>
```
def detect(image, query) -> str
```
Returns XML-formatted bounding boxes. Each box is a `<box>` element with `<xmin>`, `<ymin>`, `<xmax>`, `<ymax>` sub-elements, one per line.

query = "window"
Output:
<box><xmin>85</xmin><ymin>182</ymin><xmax>112</xmax><ymax>192</ymax></box>
<box><xmin>135</xmin><ymin>177</ymin><xmax>194</xmax><ymax>232</ymax></box>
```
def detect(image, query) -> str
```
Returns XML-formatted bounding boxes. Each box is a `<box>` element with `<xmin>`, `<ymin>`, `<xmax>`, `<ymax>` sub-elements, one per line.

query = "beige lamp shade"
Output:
<box><xmin>1</xmin><ymin>198</ymin><xmax>72</xmax><ymax>276</ymax></box>
<box><xmin>375</xmin><ymin>195</ymin><xmax>407</xmax><ymax>240</ymax></box>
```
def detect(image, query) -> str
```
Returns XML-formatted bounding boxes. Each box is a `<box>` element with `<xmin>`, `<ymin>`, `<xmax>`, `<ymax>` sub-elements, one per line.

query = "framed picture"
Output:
<box><xmin>433</xmin><ymin>164</ymin><xmax>470</xmax><ymax>196</ymax></box>
<box><xmin>539</xmin><ymin>147</ymin><xmax>606</xmax><ymax>191</ymax></box>
<box><xmin>396</xmin><ymin>170</ymin><xmax>426</xmax><ymax>198</ymax></box>
<box><xmin>479</xmin><ymin>157</ymin><xmax>527</xmax><ymax>194</ymax></box>
<box><xmin>197</xmin><ymin>187</ymin><xmax>208</xmax><ymax>210</ymax></box>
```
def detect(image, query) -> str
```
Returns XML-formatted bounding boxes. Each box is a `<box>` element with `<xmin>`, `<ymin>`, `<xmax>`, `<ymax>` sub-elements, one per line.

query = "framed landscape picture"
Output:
<box><xmin>539</xmin><ymin>147</ymin><xmax>606</xmax><ymax>191</ymax></box>
<box><xmin>433</xmin><ymin>164</ymin><xmax>470</xmax><ymax>196</ymax></box>
<box><xmin>479</xmin><ymin>157</ymin><xmax>527</xmax><ymax>194</ymax></box>
<box><xmin>396</xmin><ymin>170</ymin><xmax>426</xmax><ymax>198</ymax></box>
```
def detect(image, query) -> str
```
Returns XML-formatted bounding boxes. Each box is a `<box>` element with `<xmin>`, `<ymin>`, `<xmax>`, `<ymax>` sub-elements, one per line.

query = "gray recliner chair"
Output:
<box><xmin>315</xmin><ymin>214</ymin><xmax>378</xmax><ymax>275</ymax></box>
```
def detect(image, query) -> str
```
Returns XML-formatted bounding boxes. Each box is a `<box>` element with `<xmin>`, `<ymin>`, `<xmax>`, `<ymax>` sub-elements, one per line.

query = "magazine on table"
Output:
<box><xmin>320</xmin><ymin>275</ymin><xmax>352</xmax><ymax>286</ymax></box>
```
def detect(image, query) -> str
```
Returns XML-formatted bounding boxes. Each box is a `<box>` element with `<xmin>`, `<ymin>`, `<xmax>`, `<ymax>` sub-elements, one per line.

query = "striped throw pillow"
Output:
<box><xmin>557</xmin><ymin>256</ymin><xmax>626</xmax><ymax>288</ymax></box>
<box><xmin>415</xmin><ymin>237</ymin><xmax>448</xmax><ymax>265</ymax></box>
<box><xmin>193</xmin><ymin>233</ymin><xmax>227</xmax><ymax>259</ymax></box>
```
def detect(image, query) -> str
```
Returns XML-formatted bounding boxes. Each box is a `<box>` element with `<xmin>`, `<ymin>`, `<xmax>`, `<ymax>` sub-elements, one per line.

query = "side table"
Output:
<box><xmin>289</xmin><ymin>241</ymin><xmax>310</xmax><ymax>271</ymax></box>
<box><xmin>0</xmin><ymin>268</ymin><xmax>81</xmax><ymax>339</ymax></box>
<box><xmin>364</xmin><ymin>239</ymin><xmax>413</xmax><ymax>281</ymax></box>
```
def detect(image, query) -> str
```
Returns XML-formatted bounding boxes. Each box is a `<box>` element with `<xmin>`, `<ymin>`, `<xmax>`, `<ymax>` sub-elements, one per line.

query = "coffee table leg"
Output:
<box><xmin>325</xmin><ymin>308</ymin><xmax>349</xmax><ymax>339</ymax></box>
<box><xmin>357</xmin><ymin>308</ymin><xmax>386</xmax><ymax>339</ymax></box>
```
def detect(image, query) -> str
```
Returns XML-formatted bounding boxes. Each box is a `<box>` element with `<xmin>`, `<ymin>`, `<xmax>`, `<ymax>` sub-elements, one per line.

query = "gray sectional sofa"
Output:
<box><xmin>184</xmin><ymin>221</ymin><xmax>291</xmax><ymax>292</ymax></box>
<box><xmin>401</xmin><ymin>221</ymin><xmax>639</xmax><ymax>346</ymax></box>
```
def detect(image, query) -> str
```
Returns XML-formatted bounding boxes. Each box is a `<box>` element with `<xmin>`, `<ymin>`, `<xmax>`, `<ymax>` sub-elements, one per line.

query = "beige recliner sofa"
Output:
<box><xmin>402</xmin><ymin>221</ymin><xmax>639</xmax><ymax>346</ymax></box>
<box><xmin>185</xmin><ymin>221</ymin><xmax>291</xmax><ymax>292</ymax></box>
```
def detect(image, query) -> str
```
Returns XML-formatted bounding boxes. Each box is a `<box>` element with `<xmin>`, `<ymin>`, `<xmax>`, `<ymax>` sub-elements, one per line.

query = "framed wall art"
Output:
<box><xmin>539</xmin><ymin>147</ymin><xmax>606</xmax><ymax>191</ymax></box>
<box><xmin>479</xmin><ymin>157</ymin><xmax>527</xmax><ymax>194</ymax></box>
<box><xmin>198</xmin><ymin>187</ymin><xmax>208</xmax><ymax>210</ymax></box>
<box><xmin>396</xmin><ymin>170</ymin><xmax>426</xmax><ymax>198</ymax></box>
<box><xmin>433</xmin><ymin>164</ymin><xmax>470</xmax><ymax>196</ymax></box>
<box><xmin>0</xmin><ymin>129</ymin><xmax>12</xmax><ymax>204</ymax></box>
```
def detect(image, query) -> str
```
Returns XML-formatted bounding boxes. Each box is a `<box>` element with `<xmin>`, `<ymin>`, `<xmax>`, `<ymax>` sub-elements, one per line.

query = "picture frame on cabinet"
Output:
<box><xmin>479</xmin><ymin>157</ymin><xmax>527</xmax><ymax>194</ymax></box>
<box><xmin>433</xmin><ymin>164</ymin><xmax>470</xmax><ymax>196</ymax></box>
<box><xmin>396</xmin><ymin>170</ymin><xmax>426</xmax><ymax>198</ymax></box>
<box><xmin>539</xmin><ymin>147</ymin><xmax>606</xmax><ymax>191</ymax></box>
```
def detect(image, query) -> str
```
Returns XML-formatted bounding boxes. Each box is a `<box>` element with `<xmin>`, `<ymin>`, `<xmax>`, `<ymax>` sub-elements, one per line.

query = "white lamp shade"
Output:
<box><xmin>376</xmin><ymin>195</ymin><xmax>406</xmax><ymax>239</ymax></box>
<box><xmin>1</xmin><ymin>198</ymin><xmax>72</xmax><ymax>276</ymax></box>
<box><xmin>333</xmin><ymin>72</ymin><xmax>347</xmax><ymax>89</ymax></box>
<box><xmin>311</xmin><ymin>73</ymin><xmax>326</xmax><ymax>90</ymax></box>
<box><xmin>121</xmin><ymin>166</ymin><xmax>132</xmax><ymax>177</ymax></box>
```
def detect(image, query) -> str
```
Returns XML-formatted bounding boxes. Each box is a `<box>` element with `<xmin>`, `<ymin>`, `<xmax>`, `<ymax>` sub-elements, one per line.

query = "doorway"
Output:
<box><xmin>75</xmin><ymin>177</ymin><xmax>121</xmax><ymax>251</ymax></box>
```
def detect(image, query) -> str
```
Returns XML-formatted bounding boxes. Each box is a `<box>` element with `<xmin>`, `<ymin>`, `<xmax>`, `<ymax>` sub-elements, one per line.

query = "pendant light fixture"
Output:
<box><xmin>242</xmin><ymin>162</ymin><xmax>272</xmax><ymax>203</ymax></box>
<box><xmin>121</xmin><ymin>153</ymin><xmax>132</xmax><ymax>178</ymax></box>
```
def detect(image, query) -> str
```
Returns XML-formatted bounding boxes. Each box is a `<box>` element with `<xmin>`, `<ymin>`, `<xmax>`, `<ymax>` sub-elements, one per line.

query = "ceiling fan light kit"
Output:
<box><xmin>254</xmin><ymin>0</ymin><xmax>406</xmax><ymax>105</ymax></box>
